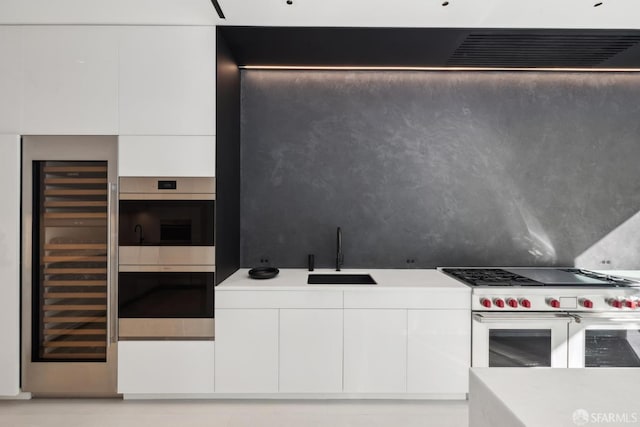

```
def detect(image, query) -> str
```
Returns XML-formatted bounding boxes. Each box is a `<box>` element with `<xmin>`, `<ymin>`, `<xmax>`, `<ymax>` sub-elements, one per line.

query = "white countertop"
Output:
<box><xmin>216</xmin><ymin>268</ymin><xmax>469</xmax><ymax>291</ymax></box>
<box><xmin>470</xmin><ymin>368</ymin><xmax>640</xmax><ymax>427</ymax></box>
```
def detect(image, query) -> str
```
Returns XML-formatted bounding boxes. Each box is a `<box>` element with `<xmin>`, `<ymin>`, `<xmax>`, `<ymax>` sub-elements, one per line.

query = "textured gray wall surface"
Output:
<box><xmin>240</xmin><ymin>71</ymin><xmax>640</xmax><ymax>269</ymax></box>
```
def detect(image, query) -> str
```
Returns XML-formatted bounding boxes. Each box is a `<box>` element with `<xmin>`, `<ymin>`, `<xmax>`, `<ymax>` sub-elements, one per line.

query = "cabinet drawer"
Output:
<box><xmin>215</xmin><ymin>291</ymin><xmax>343</xmax><ymax>309</ymax></box>
<box><xmin>344</xmin><ymin>290</ymin><xmax>470</xmax><ymax>309</ymax></box>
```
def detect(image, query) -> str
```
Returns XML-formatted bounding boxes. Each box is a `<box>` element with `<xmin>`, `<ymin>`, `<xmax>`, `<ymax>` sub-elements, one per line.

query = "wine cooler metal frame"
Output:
<box><xmin>22</xmin><ymin>136</ymin><xmax>118</xmax><ymax>396</ymax></box>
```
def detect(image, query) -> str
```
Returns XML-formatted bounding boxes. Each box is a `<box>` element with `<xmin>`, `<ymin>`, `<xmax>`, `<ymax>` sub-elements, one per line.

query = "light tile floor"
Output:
<box><xmin>0</xmin><ymin>399</ymin><xmax>468</xmax><ymax>427</ymax></box>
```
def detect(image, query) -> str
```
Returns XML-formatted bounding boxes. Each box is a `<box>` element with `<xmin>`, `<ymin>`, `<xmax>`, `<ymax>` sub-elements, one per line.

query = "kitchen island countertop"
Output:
<box><xmin>470</xmin><ymin>368</ymin><xmax>640</xmax><ymax>427</ymax></box>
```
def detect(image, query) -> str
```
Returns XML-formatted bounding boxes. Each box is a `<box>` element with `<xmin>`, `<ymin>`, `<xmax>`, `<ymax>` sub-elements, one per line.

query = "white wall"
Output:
<box><xmin>0</xmin><ymin>136</ymin><xmax>20</xmax><ymax>397</ymax></box>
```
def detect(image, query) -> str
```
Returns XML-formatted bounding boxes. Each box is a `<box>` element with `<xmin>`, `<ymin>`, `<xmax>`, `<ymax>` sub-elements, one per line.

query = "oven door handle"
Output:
<box><xmin>472</xmin><ymin>313</ymin><xmax>573</xmax><ymax>323</ymax></box>
<box><xmin>570</xmin><ymin>313</ymin><xmax>640</xmax><ymax>323</ymax></box>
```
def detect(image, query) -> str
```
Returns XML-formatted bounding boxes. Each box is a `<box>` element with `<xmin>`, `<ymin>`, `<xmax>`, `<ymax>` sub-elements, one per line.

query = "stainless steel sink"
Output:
<box><xmin>307</xmin><ymin>274</ymin><xmax>377</xmax><ymax>285</ymax></box>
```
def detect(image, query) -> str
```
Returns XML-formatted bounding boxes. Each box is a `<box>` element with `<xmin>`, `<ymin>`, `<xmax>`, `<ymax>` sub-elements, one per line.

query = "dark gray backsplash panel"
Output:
<box><xmin>240</xmin><ymin>71</ymin><xmax>640</xmax><ymax>269</ymax></box>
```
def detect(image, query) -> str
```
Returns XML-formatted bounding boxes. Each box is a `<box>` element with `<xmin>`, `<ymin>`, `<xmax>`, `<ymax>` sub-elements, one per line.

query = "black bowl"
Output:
<box><xmin>248</xmin><ymin>267</ymin><xmax>279</xmax><ymax>280</ymax></box>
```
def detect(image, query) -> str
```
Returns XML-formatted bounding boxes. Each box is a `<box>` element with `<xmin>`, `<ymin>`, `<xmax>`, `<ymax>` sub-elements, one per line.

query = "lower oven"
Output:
<box><xmin>472</xmin><ymin>312</ymin><xmax>571</xmax><ymax>368</ymax></box>
<box><xmin>118</xmin><ymin>267</ymin><xmax>214</xmax><ymax>339</ymax></box>
<box><xmin>568</xmin><ymin>313</ymin><xmax>640</xmax><ymax>368</ymax></box>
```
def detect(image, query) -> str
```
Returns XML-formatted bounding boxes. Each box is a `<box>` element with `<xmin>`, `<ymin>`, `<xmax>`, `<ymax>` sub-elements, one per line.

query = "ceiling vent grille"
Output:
<box><xmin>447</xmin><ymin>33</ymin><xmax>640</xmax><ymax>68</ymax></box>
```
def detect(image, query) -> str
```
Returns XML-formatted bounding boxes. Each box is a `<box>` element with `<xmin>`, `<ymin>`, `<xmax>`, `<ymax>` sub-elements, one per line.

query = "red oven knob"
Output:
<box><xmin>611</xmin><ymin>299</ymin><xmax>623</xmax><ymax>309</ymax></box>
<box><xmin>581</xmin><ymin>299</ymin><xmax>594</xmax><ymax>309</ymax></box>
<box><xmin>520</xmin><ymin>299</ymin><xmax>532</xmax><ymax>309</ymax></box>
<box><xmin>494</xmin><ymin>298</ymin><xmax>505</xmax><ymax>308</ymax></box>
<box><xmin>507</xmin><ymin>298</ymin><xmax>518</xmax><ymax>308</ymax></box>
<box><xmin>480</xmin><ymin>298</ymin><xmax>492</xmax><ymax>308</ymax></box>
<box><xmin>625</xmin><ymin>299</ymin><xmax>637</xmax><ymax>309</ymax></box>
<box><xmin>548</xmin><ymin>298</ymin><xmax>560</xmax><ymax>308</ymax></box>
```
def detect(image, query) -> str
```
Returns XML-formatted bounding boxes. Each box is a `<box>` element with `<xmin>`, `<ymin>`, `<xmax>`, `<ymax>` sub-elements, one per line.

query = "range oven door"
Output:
<box><xmin>472</xmin><ymin>312</ymin><xmax>571</xmax><ymax>368</ymax></box>
<box><xmin>568</xmin><ymin>313</ymin><xmax>640</xmax><ymax>368</ymax></box>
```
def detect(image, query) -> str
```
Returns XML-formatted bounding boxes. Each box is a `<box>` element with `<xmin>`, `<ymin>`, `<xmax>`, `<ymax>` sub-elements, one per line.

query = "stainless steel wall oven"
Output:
<box><xmin>118</xmin><ymin>177</ymin><xmax>215</xmax><ymax>340</ymax></box>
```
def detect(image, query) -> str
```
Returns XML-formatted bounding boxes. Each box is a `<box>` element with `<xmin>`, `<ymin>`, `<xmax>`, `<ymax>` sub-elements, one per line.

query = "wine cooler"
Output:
<box><xmin>22</xmin><ymin>136</ymin><xmax>118</xmax><ymax>396</ymax></box>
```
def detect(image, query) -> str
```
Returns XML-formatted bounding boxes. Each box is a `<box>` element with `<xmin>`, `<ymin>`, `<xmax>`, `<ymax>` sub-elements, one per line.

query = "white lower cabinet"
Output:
<box><xmin>119</xmin><ymin>286</ymin><xmax>472</xmax><ymax>397</ymax></box>
<box><xmin>407</xmin><ymin>310</ymin><xmax>471</xmax><ymax>394</ymax></box>
<box><xmin>343</xmin><ymin>309</ymin><xmax>407</xmax><ymax>393</ymax></box>
<box><xmin>215</xmin><ymin>309</ymin><xmax>279</xmax><ymax>393</ymax></box>
<box><xmin>279</xmin><ymin>309</ymin><xmax>343</xmax><ymax>393</ymax></box>
<box><xmin>117</xmin><ymin>341</ymin><xmax>215</xmax><ymax>394</ymax></box>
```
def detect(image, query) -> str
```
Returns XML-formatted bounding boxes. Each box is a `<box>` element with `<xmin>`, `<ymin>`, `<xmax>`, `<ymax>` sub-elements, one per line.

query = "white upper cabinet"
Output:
<box><xmin>21</xmin><ymin>26</ymin><xmax>118</xmax><ymax>134</ymax></box>
<box><xmin>118</xmin><ymin>135</ymin><xmax>215</xmax><ymax>177</ymax></box>
<box><xmin>119</xmin><ymin>26</ymin><xmax>216</xmax><ymax>136</ymax></box>
<box><xmin>0</xmin><ymin>27</ymin><xmax>21</xmax><ymax>134</ymax></box>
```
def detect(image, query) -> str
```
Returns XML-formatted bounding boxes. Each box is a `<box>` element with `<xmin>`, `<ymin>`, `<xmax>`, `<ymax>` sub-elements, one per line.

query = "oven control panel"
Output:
<box><xmin>473</xmin><ymin>292</ymin><xmax>640</xmax><ymax>311</ymax></box>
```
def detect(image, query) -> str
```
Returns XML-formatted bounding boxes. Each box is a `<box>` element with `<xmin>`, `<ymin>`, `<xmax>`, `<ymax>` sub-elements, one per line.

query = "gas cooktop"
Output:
<box><xmin>441</xmin><ymin>268</ymin><xmax>638</xmax><ymax>288</ymax></box>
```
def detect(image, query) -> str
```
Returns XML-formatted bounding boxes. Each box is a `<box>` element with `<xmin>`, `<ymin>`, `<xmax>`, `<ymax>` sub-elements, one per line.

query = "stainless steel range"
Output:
<box><xmin>441</xmin><ymin>268</ymin><xmax>640</xmax><ymax>368</ymax></box>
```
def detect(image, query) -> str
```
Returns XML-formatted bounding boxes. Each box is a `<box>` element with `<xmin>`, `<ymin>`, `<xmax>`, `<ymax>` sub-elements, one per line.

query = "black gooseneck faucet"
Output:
<box><xmin>336</xmin><ymin>226</ymin><xmax>344</xmax><ymax>271</ymax></box>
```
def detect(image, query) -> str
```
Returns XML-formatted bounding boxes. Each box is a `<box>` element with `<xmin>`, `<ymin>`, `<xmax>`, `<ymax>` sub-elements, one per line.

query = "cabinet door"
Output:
<box><xmin>118</xmin><ymin>341</ymin><xmax>215</xmax><ymax>394</ymax></box>
<box><xmin>279</xmin><ymin>309</ymin><xmax>343</xmax><ymax>393</ymax></box>
<box><xmin>22</xmin><ymin>26</ymin><xmax>118</xmax><ymax>134</ymax></box>
<box><xmin>119</xmin><ymin>26</ymin><xmax>216</xmax><ymax>136</ymax></box>
<box><xmin>0</xmin><ymin>27</ymin><xmax>21</xmax><ymax>134</ymax></box>
<box><xmin>118</xmin><ymin>135</ymin><xmax>215</xmax><ymax>177</ymax></box>
<box><xmin>407</xmin><ymin>310</ymin><xmax>471</xmax><ymax>394</ymax></box>
<box><xmin>343</xmin><ymin>309</ymin><xmax>407</xmax><ymax>393</ymax></box>
<box><xmin>215</xmin><ymin>309</ymin><xmax>279</xmax><ymax>393</ymax></box>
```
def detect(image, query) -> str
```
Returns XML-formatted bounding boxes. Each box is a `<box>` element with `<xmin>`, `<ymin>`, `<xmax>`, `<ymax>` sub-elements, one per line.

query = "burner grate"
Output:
<box><xmin>443</xmin><ymin>268</ymin><xmax>543</xmax><ymax>287</ymax></box>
